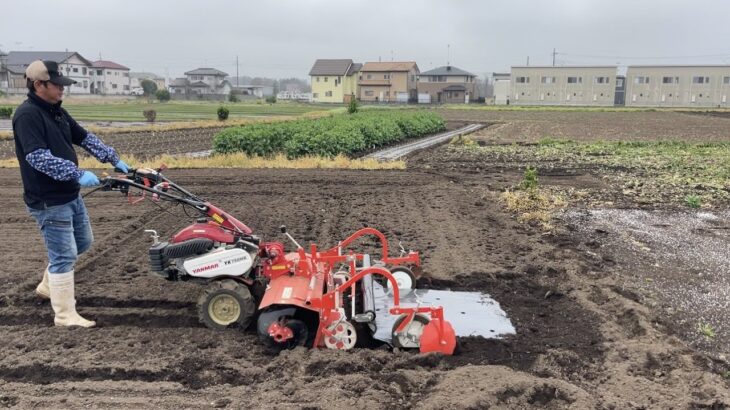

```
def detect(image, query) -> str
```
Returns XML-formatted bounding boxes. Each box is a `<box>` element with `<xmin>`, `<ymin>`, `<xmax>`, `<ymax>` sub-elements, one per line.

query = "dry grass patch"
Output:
<box><xmin>501</xmin><ymin>185</ymin><xmax>568</xmax><ymax>231</ymax></box>
<box><xmin>0</xmin><ymin>153</ymin><xmax>405</xmax><ymax>171</ymax></box>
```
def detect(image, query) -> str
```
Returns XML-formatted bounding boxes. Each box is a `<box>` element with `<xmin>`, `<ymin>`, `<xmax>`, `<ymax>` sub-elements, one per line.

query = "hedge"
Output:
<box><xmin>213</xmin><ymin>110</ymin><xmax>445</xmax><ymax>159</ymax></box>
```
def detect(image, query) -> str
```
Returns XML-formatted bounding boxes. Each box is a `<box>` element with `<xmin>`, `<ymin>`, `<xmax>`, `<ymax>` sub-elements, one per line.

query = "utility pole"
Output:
<box><xmin>552</xmin><ymin>48</ymin><xmax>557</xmax><ymax>66</ymax></box>
<box><xmin>526</xmin><ymin>56</ymin><xmax>530</xmax><ymax>66</ymax></box>
<box><xmin>236</xmin><ymin>55</ymin><xmax>239</xmax><ymax>87</ymax></box>
<box><xmin>447</xmin><ymin>44</ymin><xmax>450</xmax><ymax>66</ymax></box>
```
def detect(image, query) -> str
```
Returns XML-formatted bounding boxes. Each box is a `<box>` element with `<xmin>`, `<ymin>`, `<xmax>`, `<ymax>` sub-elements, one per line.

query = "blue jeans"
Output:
<box><xmin>27</xmin><ymin>196</ymin><xmax>94</xmax><ymax>273</ymax></box>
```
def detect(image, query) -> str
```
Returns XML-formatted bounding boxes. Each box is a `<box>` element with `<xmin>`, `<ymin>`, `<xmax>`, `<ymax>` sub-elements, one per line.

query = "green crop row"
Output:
<box><xmin>212</xmin><ymin>110</ymin><xmax>446</xmax><ymax>158</ymax></box>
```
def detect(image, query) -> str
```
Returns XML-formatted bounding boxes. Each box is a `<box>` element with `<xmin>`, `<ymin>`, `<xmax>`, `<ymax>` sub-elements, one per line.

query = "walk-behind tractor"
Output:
<box><xmin>94</xmin><ymin>167</ymin><xmax>458</xmax><ymax>355</ymax></box>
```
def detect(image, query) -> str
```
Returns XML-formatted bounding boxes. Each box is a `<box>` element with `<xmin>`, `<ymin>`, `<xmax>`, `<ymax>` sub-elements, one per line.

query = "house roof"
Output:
<box><xmin>309</xmin><ymin>59</ymin><xmax>354</xmax><ymax>76</ymax></box>
<box><xmin>7</xmin><ymin>51</ymin><xmax>92</xmax><ymax>66</ymax></box>
<box><xmin>184</xmin><ymin>67</ymin><xmax>228</xmax><ymax>76</ymax></box>
<box><xmin>6</xmin><ymin>65</ymin><xmax>25</xmax><ymax>74</ymax></box>
<box><xmin>169</xmin><ymin>78</ymin><xmax>189</xmax><ymax>87</ymax></box>
<box><xmin>189</xmin><ymin>81</ymin><xmax>210</xmax><ymax>87</ymax></box>
<box><xmin>346</xmin><ymin>63</ymin><xmax>363</xmax><ymax>76</ymax></box>
<box><xmin>420</xmin><ymin>65</ymin><xmax>476</xmax><ymax>77</ymax></box>
<box><xmin>92</xmin><ymin>60</ymin><xmax>130</xmax><ymax>70</ymax></box>
<box><xmin>361</xmin><ymin>62</ymin><xmax>418</xmax><ymax>72</ymax></box>
<box><xmin>130</xmin><ymin>72</ymin><xmax>164</xmax><ymax>80</ymax></box>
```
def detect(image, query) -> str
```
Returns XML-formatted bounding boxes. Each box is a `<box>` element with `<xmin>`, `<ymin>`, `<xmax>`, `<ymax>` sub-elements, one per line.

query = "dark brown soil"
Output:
<box><xmin>1</xmin><ymin>109</ymin><xmax>728</xmax><ymax>408</ymax></box>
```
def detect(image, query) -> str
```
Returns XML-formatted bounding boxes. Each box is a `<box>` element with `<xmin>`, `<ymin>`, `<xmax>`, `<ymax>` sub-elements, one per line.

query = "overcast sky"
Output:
<box><xmin>2</xmin><ymin>0</ymin><xmax>730</xmax><ymax>79</ymax></box>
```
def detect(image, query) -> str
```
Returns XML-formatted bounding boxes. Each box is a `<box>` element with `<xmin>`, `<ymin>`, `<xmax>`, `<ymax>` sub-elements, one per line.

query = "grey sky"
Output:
<box><xmin>2</xmin><ymin>0</ymin><xmax>730</xmax><ymax>79</ymax></box>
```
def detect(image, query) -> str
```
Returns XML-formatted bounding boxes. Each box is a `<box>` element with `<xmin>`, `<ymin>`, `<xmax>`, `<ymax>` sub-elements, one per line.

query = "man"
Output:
<box><xmin>13</xmin><ymin>60</ymin><xmax>130</xmax><ymax>328</ymax></box>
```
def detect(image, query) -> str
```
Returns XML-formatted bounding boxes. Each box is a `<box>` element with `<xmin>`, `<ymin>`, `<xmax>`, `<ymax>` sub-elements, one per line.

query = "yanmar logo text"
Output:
<box><xmin>192</xmin><ymin>263</ymin><xmax>219</xmax><ymax>274</ymax></box>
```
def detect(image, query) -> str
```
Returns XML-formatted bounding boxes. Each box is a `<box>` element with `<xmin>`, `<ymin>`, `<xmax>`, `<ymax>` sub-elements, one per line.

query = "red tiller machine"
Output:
<box><xmin>95</xmin><ymin>167</ymin><xmax>458</xmax><ymax>355</ymax></box>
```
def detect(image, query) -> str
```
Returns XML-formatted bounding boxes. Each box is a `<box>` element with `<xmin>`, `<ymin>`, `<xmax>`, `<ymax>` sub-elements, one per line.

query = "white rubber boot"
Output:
<box><xmin>48</xmin><ymin>271</ymin><xmax>96</xmax><ymax>328</ymax></box>
<box><xmin>35</xmin><ymin>266</ymin><xmax>50</xmax><ymax>299</ymax></box>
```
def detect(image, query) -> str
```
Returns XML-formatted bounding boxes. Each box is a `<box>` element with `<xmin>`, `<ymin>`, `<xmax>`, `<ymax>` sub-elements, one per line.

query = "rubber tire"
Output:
<box><xmin>391</xmin><ymin>313</ymin><xmax>430</xmax><ymax>349</ymax></box>
<box><xmin>387</xmin><ymin>266</ymin><xmax>417</xmax><ymax>292</ymax></box>
<box><xmin>197</xmin><ymin>279</ymin><xmax>256</xmax><ymax>330</ymax></box>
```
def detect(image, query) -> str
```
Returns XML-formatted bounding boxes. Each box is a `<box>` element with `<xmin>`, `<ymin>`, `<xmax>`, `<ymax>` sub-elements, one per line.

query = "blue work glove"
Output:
<box><xmin>114</xmin><ymin>159</ymin><xmax>130</xmax><ymax>173</ymax></box>
<box><xmin>78</xmin><ymin>171</ymin><xmax>100</xmax><ymax>187</ymax></box>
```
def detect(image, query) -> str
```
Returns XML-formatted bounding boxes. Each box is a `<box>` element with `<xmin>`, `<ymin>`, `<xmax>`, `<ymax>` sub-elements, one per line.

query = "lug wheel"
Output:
<box><xmin>386</xmin><ymin>267</ymin><xmax>416</xmax><ymax>295</ymax></box>
<box><xmin>197</xmin><ymin>279</ymin><xmax>256</xmax><ymax>330</ymax></box>
<box><xmin>392</xmin><ymin>314</ymin><xmax>430</xmax><ymax>349</ymax></box>
<box><xmin>324</xmin><ymin>320</ymin><xmax>357</xmax><ymax>350</ymax></box>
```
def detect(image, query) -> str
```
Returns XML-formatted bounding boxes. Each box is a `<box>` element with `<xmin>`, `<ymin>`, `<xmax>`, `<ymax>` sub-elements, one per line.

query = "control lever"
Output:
<box><xmin>280</xmin><ymin>225</ymin><xmax>303</xmax><ymax>249</ymax></box>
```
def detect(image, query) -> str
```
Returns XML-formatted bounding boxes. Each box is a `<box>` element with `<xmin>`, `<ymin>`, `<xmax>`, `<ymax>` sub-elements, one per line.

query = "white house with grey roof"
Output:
<box><xmin>169</xmin><ymin>68</ymin><xmax>232</xmax><ymax>100</ymax></box>
<box><xmin>2</xmin><ymin>51</ymin><xmax>94</xmax><ymax>94</ymax></box>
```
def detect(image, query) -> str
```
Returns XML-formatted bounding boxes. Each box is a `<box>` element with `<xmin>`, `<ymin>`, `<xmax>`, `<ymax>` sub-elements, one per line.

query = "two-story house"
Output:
<box><xmin>417</xmin><ymin>65</ymin><xmax>477</xmax><ymax>103</ymax></box>
<box><xmin>90</xmin><ymin>60</ymin><xmax>131</xmax><ymax>95</ymax></box>
<box><xmin>169</xmin><ymin>68</ymin><xmax>231</xmax><ymax>99</ymax></box>
<box><xmin>358</xmin><ymin>62</ymin><xmax>419</xmax><ymax>103</ymax></box>
<box><xmin>309</xmin><ymin>59</ymin><xmax>362</xmax><ymax>103</ymax></box>
<box><xmin>4</xmin><ymin>51</ymin><xmax>93</xmax><ymax>94</ymax></box>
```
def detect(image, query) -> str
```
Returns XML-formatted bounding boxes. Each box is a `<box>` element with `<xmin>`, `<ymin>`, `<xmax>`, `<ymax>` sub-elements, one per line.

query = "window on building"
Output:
<box><xmin>692</xmin><ymin>76</ymin><xmax>710</xmax><ymax>84</ymax></box>
<box><xmin>123</xmin><ymin>85</ymin><xmax>129</xmax><ymax>90</ymax></box>
<box><xmin>634</xmin><ymin>76</ymin><xmax>650</xmax><ymax>84</ymax></box>
<box><xmin>724</xmin><ymin>76</ymin><xmax>730</xmax><ymax>84</ymax></box>
<box><xmin>96</xmin><ymin>69</ymin><xmax>102</xmax><ymax>75</ymax></box>
<box><xmin>366</xmin><ymin>74</ymin><xmax>372</xmax><ymax>80</ymax></box>
<box><xmin>617</xmin><ymin>78</ymin><xmax>624</xmax><ymax>87</ymax></box>
<box><xmin>82</xmin><ymin>80</ymin><xmax>88</xmax><ymax>88</ymax></box>
<box><xmin>324</xmin><ymin>77</ymin><xmax>328</xmax><ymax>82</ymax></box>
<box><xmin>316</xmin><ymin>77</ymin><xmax>320</xmax><ymax>82</ymax></box>
<box><xmin>82</xmin><ymin>67</ymin><xmax>87</xmax><ymax>75</ymax></box>
<box><xmin>567</xmin><ymin>76</ymin><xmax>582</xmax><ymax>84</ymax></box>
<box><xmin>313</xmin><ymin>93</ymin><xmax>319</xmax><ymax>98</ymax></box>
<box><xmin>364</xmin><ymin>90</ymin><xmax>374</xmax><ymax>96</ymax></box>
<box><xmin>594</xmin><ymin>76</ymin><xmax>609</xmax><ymax>84</ymax></box>
<box><xmin>73</xmin><ymin>67</ymin><xmax>78</xmax><ymax>73</ymax></box>
<box><xmin>662</xmin><ymin>76</ymin><xmax>680</xmax><ymax>84</ymax></box>
<box><xmin>384</xmin><ymin>74</ymin><xmax>390</xmax><ymax>79</ymax></box>
<box><xmin>541</xmin><ymin>76</ymin><xmax>556</xmax><ymax>84</ymax></box>
<box><xmin>515</xmin><ymin>76</ymin><xmax>529</xmax><ymax>84</ymax></box>
<box><xmin>112</xmin><ymin>84</ymin><xmax>117</xmax><ymax>89</ymax></box>
<box><xmin>325</xmin><ymin>91</ymin><xmax>332</xmax><ymax>97</ymax></box>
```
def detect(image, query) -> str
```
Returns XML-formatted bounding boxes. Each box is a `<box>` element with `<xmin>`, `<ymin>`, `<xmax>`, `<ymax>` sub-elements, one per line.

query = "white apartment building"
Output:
<box><xmin>510</xmin><ymin>66</ymin><xmax>617</xmax><ymax>106</ymax></box>
<box><xmin>625</xmin><ymin>65</ymin><xmax>730</xmax><ymax>107</ymax></box>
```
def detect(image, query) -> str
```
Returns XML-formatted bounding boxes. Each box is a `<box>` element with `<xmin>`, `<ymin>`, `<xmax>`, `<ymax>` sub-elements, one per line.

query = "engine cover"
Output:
<box><xmin>181</xmin><ymin>247</ymin><xmax>253</xmax><ymax>278</ymax></box>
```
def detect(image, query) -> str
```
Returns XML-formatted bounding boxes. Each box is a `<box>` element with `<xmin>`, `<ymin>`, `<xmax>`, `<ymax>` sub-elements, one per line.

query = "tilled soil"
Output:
<box><xmin>1</xmin><ymin>160</ymin><xmax>728</xmax><ymax>408</ymax></box>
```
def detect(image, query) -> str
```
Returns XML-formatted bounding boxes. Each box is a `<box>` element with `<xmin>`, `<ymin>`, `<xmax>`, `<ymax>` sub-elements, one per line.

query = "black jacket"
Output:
<box><xmin>13</xmin><ymin>92</ymin><xmax>87</xmax><ymax>209</ymax></box>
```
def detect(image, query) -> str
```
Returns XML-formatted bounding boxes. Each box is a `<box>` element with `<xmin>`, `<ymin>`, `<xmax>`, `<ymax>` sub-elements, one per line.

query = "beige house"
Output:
<box><xmin>511</xmin><ymin>66</ymin><xmax>617</xmax><ymax>106</ymax></box>
<box><xmin>417</xmin><ymin>65</ymin><xmax>476</xmax><ymax>103</ymax></box>
<box><xmin>358</xmin><ymin>61</ymin><xmax>419</xmax><ymax>103</ymax></box>
<box><xmin>625</xmin><ymin>65</ymin><xmax>730</xmax><ymax>107</ymax></box>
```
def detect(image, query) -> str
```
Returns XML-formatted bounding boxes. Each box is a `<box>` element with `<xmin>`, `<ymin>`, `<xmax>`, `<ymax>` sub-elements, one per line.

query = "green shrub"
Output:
<box><xmin>0</xmin><ymin>107</ymin><xmax>12</xmax><ymax>119</ymax></box>
<box><xmin>217</xmin><ymin>106</ymin><xmax>230</xmax><ymax>121</ymax></box>
<box><xmin>685</xmin><ymin>195</ymin><xmax>701</xmax><ymax>208</ymax></box>
<box><xmin>213</xmin><ymin>110</ymin><xmax>446</xmax><ymax>159</ymax></box>
<box><xmin>519</xmin><ymin>167</ymin><xmax>539</xmax><ymax>190</ymax></box>
<box><xmin>347</xmin><ymin>97</ymin><xmax>359</xmax><ymax>114</ymax></box>
<box><xmin>229</xmin><ymin>93</ymin><xmax>239</xmax><ymax>103</ymax></box>
<box><xmin>142</xmin><ymin>109</ymin><xmax>156</xmax><ymax>122</ymax></box>
<box><xmin>265</xmin><ymin>96</ymin><xmax>277</xmax><ymax>104</ymax></box>
<box><xmin>155</xmin><ymin>89</ymin><xmax>171</xmax><ymax>102</ymax></box>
